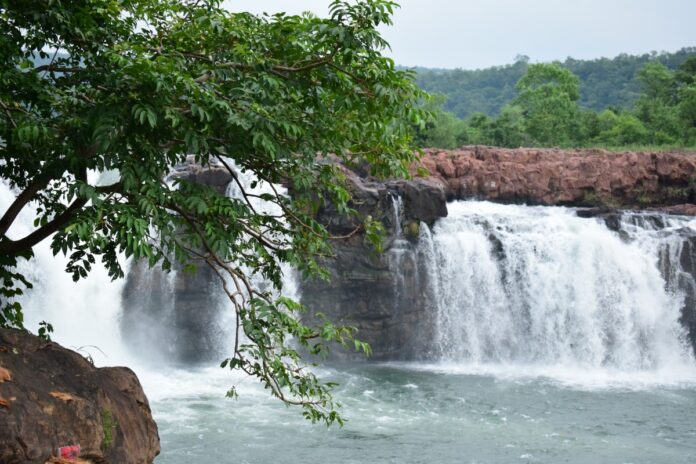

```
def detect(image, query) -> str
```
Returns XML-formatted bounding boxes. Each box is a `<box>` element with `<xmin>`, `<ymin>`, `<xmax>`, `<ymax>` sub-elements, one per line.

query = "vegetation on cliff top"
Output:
<box><xmin>415</xmin><ymin>47</ymin><xmax>696</xmax><ymax>119</ymax></box>
<box><xmin>416</xmin><ymin>58</ymin><xmax>696</xmax><ymax>150</ymax></box>
<box><xmin>0</xmin><ymin>0</ymin><xmax>425</xmax><ymax>425</ymax></box>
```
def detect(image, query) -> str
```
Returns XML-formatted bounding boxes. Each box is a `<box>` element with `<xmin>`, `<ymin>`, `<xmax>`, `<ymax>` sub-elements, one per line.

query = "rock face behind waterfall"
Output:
<box><xmin>0</xmin><ymin>328</ymin><xmax>159</xmax><ymax>464</ymax></box>
<box><xmin>300</xmin><ymin>166</ymin><xmax>448</xmax><ymax>359</ymax></box>
<box><xmin>121</xmin><ymin>160</ymin><xmax>233</xmax><ymax>363</ymax></box>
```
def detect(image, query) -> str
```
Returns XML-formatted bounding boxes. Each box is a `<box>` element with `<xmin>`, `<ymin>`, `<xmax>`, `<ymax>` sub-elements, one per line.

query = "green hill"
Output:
<box><xmin>414</xmin><ymin>47</ymin><xmax>696</xmax><ymax>119</ymax></box>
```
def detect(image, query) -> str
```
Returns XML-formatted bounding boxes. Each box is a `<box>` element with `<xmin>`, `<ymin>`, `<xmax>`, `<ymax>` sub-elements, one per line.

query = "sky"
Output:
<box><xmin>222</xmin><ymin>0</ymin><xmax>696</xmax><ymax>70</ymax></box>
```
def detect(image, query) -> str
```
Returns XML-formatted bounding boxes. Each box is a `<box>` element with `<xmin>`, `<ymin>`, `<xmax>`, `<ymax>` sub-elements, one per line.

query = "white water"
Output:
<box><xmin>388</xmin><ymin>194</ymin><xmax>415</xmax><ymax>303</ymax></box>
<box><xmin>4</xmin><ymin>179</ymin><xmax>696</xmax><ymax>386</ymax></box>
<box><xmin>5</xmin><ymin>177</ymin><xmax>696</xmax><ymax>463</ymax></box>
<box><xmin>416</xmin><ymin>201</ymin><xmax>696</xmax><ymax>387</ymax></box>
<box><xmin>0</xmin><ymin>178</ymin><xmax>132</xmax><ymax>366</ymax></box>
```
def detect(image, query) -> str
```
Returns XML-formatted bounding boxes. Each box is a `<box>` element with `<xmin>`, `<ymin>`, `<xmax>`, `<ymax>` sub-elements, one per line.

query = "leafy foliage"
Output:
<box><xmin>415</xmin><ymin>56</ymin><xmax>696</xmax><ymax>150</ymax></box>
<box><xmin>513</xmin><ymin>63</ymin><xmax>580</xmax><ymax>146</ymax></box>
<box><xmin>0</xmin><ymin>0</ymin><xmax>425</xmax><ymax>425</ymax></box>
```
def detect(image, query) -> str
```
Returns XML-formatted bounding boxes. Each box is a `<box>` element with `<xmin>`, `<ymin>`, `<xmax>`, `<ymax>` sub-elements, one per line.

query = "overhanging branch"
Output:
<box><xmin>0</xmin><ymin>197</ymin><xmax>88</xmax><ymax>256</ymax></box>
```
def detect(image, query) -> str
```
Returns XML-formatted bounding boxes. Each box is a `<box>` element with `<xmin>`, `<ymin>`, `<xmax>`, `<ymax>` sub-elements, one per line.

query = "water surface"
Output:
<box><xmin>147</xmin><ymin>363</ymin><xmax>696</xmax><ymax>464</ymax></box>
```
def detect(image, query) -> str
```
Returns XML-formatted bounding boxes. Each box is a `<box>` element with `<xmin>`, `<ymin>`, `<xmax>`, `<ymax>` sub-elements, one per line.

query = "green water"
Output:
<box><xmin>146</xmin><ymin>363</ymin><xmax>696</xmax><ymax>464</ymax></box>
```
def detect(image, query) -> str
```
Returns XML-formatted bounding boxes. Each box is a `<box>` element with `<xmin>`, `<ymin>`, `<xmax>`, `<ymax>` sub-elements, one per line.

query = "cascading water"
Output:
<box><xmin>5</xmin><ymin>169</ymin><xmax>696</xmax><ymax>463</ymax></box>
<box><xmin>0</xmin><ymin>176</ymin><xmax>132</xmax><ymax>366</ymax></box>
<box><xmin>417</xmin><ymin>201</ymin><xmax>696</xmax><ymax>376</ymax></box>
<box><xmin>119</xmin><ymin>159</ymin><xmax>300</xmax><ymax>364</ymax></box>
<box><xmin>387</xmin><ymin>194</ymin><xmax>411</xmax><ymax>300</ymax></box>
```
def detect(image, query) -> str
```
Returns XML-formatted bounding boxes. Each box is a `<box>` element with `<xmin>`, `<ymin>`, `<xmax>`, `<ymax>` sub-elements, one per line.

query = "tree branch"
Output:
<box><xmin>0</xmin><ymin>198</ymin><xmax>88</xmax><ymax>257</ymax></box>
<box><xmin>0</xmin><ymin>101</ymin><xmax>18</xmax><ymax>129</ymax></box>
<box><xmin>194</xmin><ymin>56</ymin><xmax>333</xmax><ymax>83</ymax></box>
<box><xmin>0</xmin><ymin>175</ymin><xmax>51</xmax><ymax>237</ymax></box>
<box><xmin>33</xmin><ymin>65</ymin><xmax>83</xmax><ymax>73</ymax></box>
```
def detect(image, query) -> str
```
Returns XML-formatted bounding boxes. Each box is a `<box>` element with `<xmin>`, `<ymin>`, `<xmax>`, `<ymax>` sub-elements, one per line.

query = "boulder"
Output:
<box><xmin>0</xmin><ymin>328</ymin><xmax>159</xmax><ymax>464</ymax></box>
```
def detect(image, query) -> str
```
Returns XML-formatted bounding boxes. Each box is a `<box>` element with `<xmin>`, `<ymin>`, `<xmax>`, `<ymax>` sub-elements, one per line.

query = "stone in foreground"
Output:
<box><xmin>0</xmin><ymin>328</ymin><xmax>159</xmax><ymax>464</ymax></box>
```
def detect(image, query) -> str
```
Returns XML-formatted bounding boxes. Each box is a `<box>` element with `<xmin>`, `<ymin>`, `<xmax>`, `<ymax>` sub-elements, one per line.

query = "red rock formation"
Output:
<box><xmin>414</xmin><ymin>146</ymin><xmax>696</xmax><ymax>212</ymax></box>
<box><xmin>0</xmin><ymin>328</ymin><xmax>159</xmax><ymax>464</ymax></box>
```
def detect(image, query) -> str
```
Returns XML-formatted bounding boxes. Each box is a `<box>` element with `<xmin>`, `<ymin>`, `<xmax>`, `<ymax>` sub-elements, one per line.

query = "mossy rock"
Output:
<box><xmin>404</xmin><ymin>221</ymin><xmax>420</xmax><ymax>240</ymax></box>
<box><xmin>101</xmin><ymin>409</ymin><xmax>119</xmax><ymax>451</ymax></box>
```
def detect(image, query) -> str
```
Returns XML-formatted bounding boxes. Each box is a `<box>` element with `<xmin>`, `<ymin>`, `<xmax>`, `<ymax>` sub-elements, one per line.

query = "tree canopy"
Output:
<box><xmin>513</xmin><ymin>63</ymin><xmax>580</xmax><ymax>146</ymax></box>
<box><xmin>0</xmin><ymin>0</ymin><xmax>425</xmax><ymax>425</ymax></box>
<box><xmin>415</xmin><ymin>47</ymin><xmax>696</xmax><ymax>119</ymax></box>
<box><xmin>415</xmin><ymin>56</ymin><xmax>696</xmax><ymax>150</ymax></box>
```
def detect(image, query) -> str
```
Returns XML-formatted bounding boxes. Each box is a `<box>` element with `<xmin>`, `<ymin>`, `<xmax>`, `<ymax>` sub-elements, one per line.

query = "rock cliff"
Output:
<box><xmin>0</xmin><ymin>328</ymin><xmax>159</xmax><ymax>464</ymax></box>
<box><xmin>416</xmin><ymin>146</ymin><xmax>696</xmax><ymax>211</ymax></box>
<box><xmin>301</xmin><ymin>166</ymin><xmax>446</xmax><ymax>360</ymax></box>
<box><xmin>121</xmin><ymin>160</ymin><xmax>234</xmax><ymax>363</ymax></box>
<box><xmin>300</xmin><ymin>147</ymin><xmax>696</xmax><ymax>359</ymax></box>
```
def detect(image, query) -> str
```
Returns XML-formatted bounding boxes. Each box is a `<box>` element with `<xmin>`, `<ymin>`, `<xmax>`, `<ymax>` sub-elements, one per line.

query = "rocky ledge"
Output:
<box><xmin>300</xmin><ymin>147</ymin><xmax>696</xmax><ymax>359</ymax></box>
<box><xmin>120</xmin><ymin>149</ymin><xmax>696</xmax><ymax>361</ymax></box>
<box><xmin>415</xmin><ymin>146</ymin><xmax>696</xmax><ymax>212</ymax></box>
<box><xmin>0</xmin><ymin>328</ymin><xmax>159</xmax><ymax>464</ymax></box>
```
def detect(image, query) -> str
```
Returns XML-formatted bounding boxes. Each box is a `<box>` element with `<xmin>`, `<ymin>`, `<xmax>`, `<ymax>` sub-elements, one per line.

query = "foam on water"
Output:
<box><xmin>386</xmin><ymin>361</ymin><xmax>696</xmax><ymax>391</ymax></box>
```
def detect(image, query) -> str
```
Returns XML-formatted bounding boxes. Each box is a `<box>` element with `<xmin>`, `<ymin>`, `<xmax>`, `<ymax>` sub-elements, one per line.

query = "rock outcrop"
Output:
<box><xmin>416</xmin><ymin>146</ymin><xmax>696</xmax><ymax>211</ymax></box>
<box><xmin>121</xmin><ymin>160</ymin><xmax>234</xmax><ymax>363</ymax></box>
<box><xmin>0</xmin><ymin>328</ymin><xmax>159</xmax><ymax>464</ymax></box>
<box><xmin>302</xmin><ymin>166</ymin><xmax>446</xmax><ymax>359</ymax></box>
<box><xmin>300</xmin><ymin>148</ymin><xmax>696</xmax><ymax>359</ymax></box>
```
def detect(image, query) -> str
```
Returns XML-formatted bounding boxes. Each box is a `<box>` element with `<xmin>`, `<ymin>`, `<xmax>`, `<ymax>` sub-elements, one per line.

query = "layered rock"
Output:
<box><xmin>416</xmin><ymin>146</ymin><xmax>696</xmax><ymax>211</ymax></box>
<box><xmin>0</xmin><ymin>328</ymin><xmax>159</xmax><ymax>464</ymax></box>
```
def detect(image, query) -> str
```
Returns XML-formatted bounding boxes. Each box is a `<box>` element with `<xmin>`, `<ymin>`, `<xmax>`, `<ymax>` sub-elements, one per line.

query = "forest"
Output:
<box><xmin>415</xmin><ymin>48</ymin><xmax>696</xmax><ymax>149</ymax></box>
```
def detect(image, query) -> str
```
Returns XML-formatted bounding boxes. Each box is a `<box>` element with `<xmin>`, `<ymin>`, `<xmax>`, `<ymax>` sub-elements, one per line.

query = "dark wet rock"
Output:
<box><xmin>575</xmin><ymin>207</ymin><xmax>618</xmax><ymax>219</ymax></box>
<box><xmin>300</xmin><ymin>165</ymin><xmax>444</xmax><ymax>360</ymax></box>
<box><xmin>674</xmin><ymin>237</ymin><xmax>696</xmax><ymax>355</ymax></box>
<box><xmin>386</xmin><ymin>178</ymin><xmax>448</xmax><ymax>226</ymax></box>
<box><xmin>300</xmin><ymin>235</ymin><xmax>435</xmax><ymax>360</ymax></box>
<box><xmin>121</xmin><ymin>161</ymin><xmax>233</xmax><ymax>363</ymax></box>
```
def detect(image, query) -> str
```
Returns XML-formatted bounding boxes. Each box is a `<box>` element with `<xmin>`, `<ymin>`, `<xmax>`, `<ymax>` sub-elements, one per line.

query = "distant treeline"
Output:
<box><xmin>414</xmin><ymin>50</ymin><xmax>696</xmax><ymax>150</ymax></box>
<box><xmin>415</xmin><ymin>47</ymin><xmax>696</xmax><ymax>119</ymax></box>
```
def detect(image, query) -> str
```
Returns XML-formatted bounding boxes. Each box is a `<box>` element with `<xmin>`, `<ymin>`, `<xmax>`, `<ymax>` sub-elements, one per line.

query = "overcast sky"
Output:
<box><xmin>223</xmin><ymin>0</ymin><xmax>696</xmax><ymax>69</ymax></box>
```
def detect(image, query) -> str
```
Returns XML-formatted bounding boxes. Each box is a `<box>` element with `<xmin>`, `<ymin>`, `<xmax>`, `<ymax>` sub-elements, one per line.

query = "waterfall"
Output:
<box><xmin>4</xmin><ymin>163</ymin><xmax>696</xmax><ymax>381</ymax></box>
<box><xmin>0</xmin><ymin>180</ymin><xmax>131</xmax><ymax>366</ymax></box>
<box><xmin>418</xmin><ymin>201</ymin><xmax>696</xmax><ymax>372</ymax></box>
<box><xmin>120</xmin><ymin>159</ymin><xmax>298</xmax><ymax>363</ymax></box>
<box><xmin>388</xmin><ymin>194</ymin><xmax>411</xmax><ymax>300</ymax></box>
